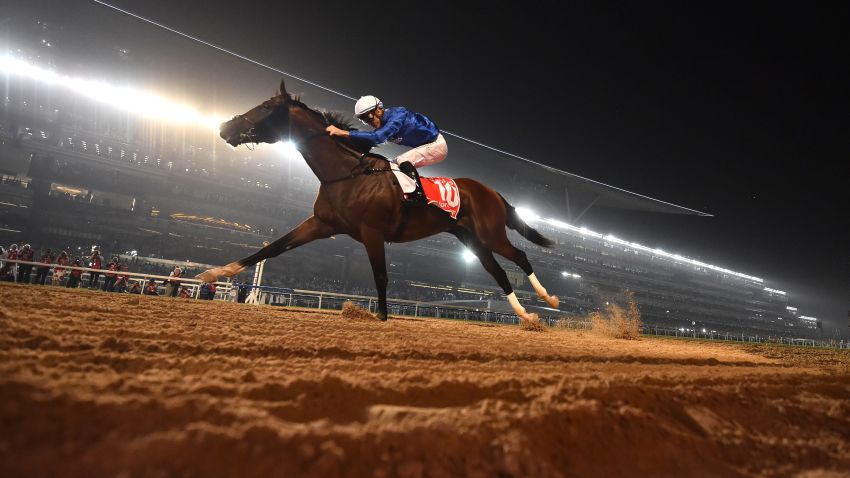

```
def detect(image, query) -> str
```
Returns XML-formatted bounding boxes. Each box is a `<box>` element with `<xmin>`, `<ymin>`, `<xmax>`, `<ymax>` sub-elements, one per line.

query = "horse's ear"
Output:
<box><xmin>277</xmin><ymin>79</ymin><xmax>287</xmax><ymax>97</ymax></box>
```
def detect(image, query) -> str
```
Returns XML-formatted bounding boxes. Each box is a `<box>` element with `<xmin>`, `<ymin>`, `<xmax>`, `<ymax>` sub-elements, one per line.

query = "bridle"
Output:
<box><xmin>238</xmin><ymin>114</ymin><xmax>260</xmax><ymax>150</ymax></box>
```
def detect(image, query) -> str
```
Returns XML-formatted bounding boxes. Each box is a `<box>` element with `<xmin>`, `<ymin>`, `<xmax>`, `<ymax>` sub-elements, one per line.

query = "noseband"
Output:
<box><xmin>238</xmin><ymin>115</ymin><xmax>260</xmax><ymax>150</ymax></box>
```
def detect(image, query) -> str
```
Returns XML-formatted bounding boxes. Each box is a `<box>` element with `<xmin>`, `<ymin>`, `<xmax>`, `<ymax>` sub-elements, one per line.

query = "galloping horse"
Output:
<box><xmin>198</xmin><ymin>79</ymin><xmax>560</xmax><ymax>322</ymax></box>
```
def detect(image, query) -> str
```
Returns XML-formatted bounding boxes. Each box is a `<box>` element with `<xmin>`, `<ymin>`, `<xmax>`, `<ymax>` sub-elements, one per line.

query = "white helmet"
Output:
<box><xmin>354</xmin><ymin>95</ymin><xmax>382</xmax><ymax>116</ymax></box>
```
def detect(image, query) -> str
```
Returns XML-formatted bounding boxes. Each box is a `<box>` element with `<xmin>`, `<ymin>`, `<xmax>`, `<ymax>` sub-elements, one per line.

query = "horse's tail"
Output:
<box><xmin>500</xmin><ymin>194</ymin><xmax>554</xmax><ymax>248</ymax></box>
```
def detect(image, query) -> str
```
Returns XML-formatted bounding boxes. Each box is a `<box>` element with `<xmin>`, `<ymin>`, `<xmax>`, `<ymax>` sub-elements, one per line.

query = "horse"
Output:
<box><xmin>197</xmin><ymin>79</ymin><xmax>560</xmax><ymax>323</ymax></box>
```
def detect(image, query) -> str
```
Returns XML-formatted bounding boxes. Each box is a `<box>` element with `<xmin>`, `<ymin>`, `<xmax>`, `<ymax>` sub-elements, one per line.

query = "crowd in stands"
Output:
<box><xmin>0</xmin><ymin>242</ymin><xmax>218</xmax><ymax>299</ymax></box>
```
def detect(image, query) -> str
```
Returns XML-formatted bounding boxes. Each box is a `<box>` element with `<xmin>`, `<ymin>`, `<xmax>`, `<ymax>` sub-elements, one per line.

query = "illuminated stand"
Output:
<box><xmin>244</xmin><ymin>241</ymin><xmax>269</xmax><ymax>305</ymax></box>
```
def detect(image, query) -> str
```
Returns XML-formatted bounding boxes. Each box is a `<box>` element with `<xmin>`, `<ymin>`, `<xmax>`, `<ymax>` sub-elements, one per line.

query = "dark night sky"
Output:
<box><xmin>4</xmin><ymin>1</ymin><xmax>849</xmax><ymax>328</ymax></box>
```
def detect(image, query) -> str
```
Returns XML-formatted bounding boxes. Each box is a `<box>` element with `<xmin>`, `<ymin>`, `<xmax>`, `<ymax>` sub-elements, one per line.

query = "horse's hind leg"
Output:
<box><xmin>451</xmin><ymin>228</ymin><xmax>538</xmax><ymax>322</ymax></box>
<box><xmin>197</xmin><ymin>216</ymin><xmax>336</xmax><ymax>283</ymax></box>
<box><xmin>473</xmin><ymin>225</ymin><xmax>560</xmax><ymax>309</ymax></box>
<box><xmin>495</xmin><ymin>243</ymin><xmax>559</xmax><ymax>309</ymax></box>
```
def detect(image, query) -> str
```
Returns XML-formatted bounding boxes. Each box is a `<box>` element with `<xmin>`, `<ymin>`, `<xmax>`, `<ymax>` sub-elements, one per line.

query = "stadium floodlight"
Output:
<box><xmin>515</xmin><ymin>207</ymin><xmax>539</xmax><ymax>223</ymax></box>
<box><xmin>0</xmin><ymin>54</ymin><xmax>223</xmax><ymax>130</ymax></box>
<box><xmin>462</xmin><ymin>249</ymin><xmax>476</xmax><ymax>263</ymax></box>
<box><xmin>561</xmin><ymin>271</ymin><xmax>568</xmax><ymax>277</ymax></box>
<box><xmin>763</xmin><ymin>287</ymin><xmax>786</xmax><ymax>296</ymax></box>
<box><xmin>275</xmin><ymin>141</ymin><xmax>303</xmax><ymax>159</ymax></box>
<box><xmin>545</xmin><ymin>218</ymin><xmax>570</xmax><ymax>229</ymax></box>
<box><xmin>799</xmin><ymin>315</ymin><xmax>817</xmax><ymax>321</ymax></box>
<box><xmin>523</xmin><ymin>200</ymin><xmax>765</xmax><ymax>284</ymax></box>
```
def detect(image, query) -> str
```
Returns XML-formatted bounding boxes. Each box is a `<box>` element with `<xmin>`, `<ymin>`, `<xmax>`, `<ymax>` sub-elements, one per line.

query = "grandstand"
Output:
<box><xmin>0</xmin><ymin>31</ymin><xmax>819</xmax><ymax>339</ymax></box>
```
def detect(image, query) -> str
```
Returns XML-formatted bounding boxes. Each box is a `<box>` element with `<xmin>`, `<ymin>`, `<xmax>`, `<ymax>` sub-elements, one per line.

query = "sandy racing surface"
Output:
<box><xmin>1</xmin><ymin>282</ymin><xmax>849</xmax><ymax>477</ymax></box>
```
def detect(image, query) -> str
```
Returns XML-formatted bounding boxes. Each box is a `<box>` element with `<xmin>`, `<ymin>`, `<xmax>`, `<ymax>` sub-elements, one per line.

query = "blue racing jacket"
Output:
<box><xmin>348</xmin><ymin>107</ymin><xmax>439</xmax><ymax>147</ymax></box>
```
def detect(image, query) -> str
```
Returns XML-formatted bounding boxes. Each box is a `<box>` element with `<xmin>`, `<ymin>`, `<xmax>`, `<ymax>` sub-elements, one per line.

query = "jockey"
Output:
<box><xmin>325</xmin><ymin>96</ymin><xmax>447</xmax><ymax>203</ymax></box>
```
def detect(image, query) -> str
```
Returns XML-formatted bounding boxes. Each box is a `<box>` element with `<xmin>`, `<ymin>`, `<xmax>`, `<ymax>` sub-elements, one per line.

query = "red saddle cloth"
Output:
<box><xmin>418</xmin><ymin>177</ymin><xmax>461</xmax><ymax>219</ymax></box>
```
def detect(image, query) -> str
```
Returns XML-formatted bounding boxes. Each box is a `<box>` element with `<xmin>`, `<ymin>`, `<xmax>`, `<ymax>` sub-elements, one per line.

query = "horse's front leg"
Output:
<box><xmin>197</xmin><ymin>216</ymin><xmax>336</xmax><ymax>283</ymax></box>
<box><xmin>361</xmin><ymin>227</ymin><xmax>389</xmax><ymax>321</ymax></box>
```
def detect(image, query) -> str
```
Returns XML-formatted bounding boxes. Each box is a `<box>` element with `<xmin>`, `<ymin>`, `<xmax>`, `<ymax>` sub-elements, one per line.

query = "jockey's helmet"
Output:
<box><xmin>354</xmin><ymin>95</ymin><xmax>382</xmax><ymax>116</ymax></box>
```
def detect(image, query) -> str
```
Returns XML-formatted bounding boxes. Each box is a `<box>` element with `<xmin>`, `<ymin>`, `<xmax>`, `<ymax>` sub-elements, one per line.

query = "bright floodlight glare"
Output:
<box><xmin>0</xmin><ymin>55</ymin><xmax>223</xmax><ymax>130</ymax></box>
<box><xmin>561</xmin><ymin>271</ymin><xmax>568</xmax><ymax>277</ymax></box>
<box><xmin>462</xmin><ymin>249</ymin><xmax>476</xmax><ymax>263</ymax></box>
<box><xmin>275</xmin><ymin>141</ymin><xmax>302</xmax><ymax>158</ymax></box>
<box><xmin>525</xmin><ymin>201</ymin><xmax>764</xmax><ymax>283</ymax></box>
<box><xmin>515</xmin><ymin>207</ymin><xmax>539</xmax><ymax>222</ymax></box>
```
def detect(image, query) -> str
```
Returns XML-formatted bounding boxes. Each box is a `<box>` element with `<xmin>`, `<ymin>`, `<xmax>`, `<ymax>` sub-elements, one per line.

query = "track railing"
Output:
<box><xmin>0</xmin><ymin>258</ymin><xmax>230</xmax><ymax>298</ymax></box>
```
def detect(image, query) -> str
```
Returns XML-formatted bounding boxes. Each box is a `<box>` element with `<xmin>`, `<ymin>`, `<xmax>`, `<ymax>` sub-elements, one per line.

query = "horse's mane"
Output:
<box><xmin>288</xmin><ymin>94</ymin><xmax>374</xmax><ymax>154</ymax></box>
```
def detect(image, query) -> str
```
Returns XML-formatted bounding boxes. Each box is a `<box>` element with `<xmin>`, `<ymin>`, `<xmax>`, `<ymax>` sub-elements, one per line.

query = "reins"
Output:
<box><xmin>299</xmin><ymin>130</ymin><xmax>394</xmax><ymax>187</ymax></box>
<box><xmin>238</xmin><ymin>101</ymin><xmax>394</xmax><ymax>185</ymax></box>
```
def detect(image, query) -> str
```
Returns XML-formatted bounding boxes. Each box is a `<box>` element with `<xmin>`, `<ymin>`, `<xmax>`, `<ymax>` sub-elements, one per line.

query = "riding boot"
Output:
<box><xmin>399</xmin><ymin>161</ymin><xmax>426</xmax><ymax>203</ymax></box>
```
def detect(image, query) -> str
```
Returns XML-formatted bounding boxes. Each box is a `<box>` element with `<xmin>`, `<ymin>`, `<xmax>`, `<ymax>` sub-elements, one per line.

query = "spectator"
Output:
<box><xmin>199</xmin><ymin>281</ymin><xmax>216</xmax><ymax>300</ymax></box>
<box><xmin>52</xmin><ymin>251</ymin><xmax>69</xmax><ymax>286</ymax></box>
<box><xmin>102</xmin><ymin>256</ymin><xmax>120</xmax><ymax>292</ymax></box>
<box><xmin>237</xmin><ymin>283</ymin><xmax>249</xmax><ymax>303</ymax></box>
<box><xmin>114</xmin><ymin>264</ymin><xmax>130</xmax><ymax>293</ymax></box>
<box><xmin>178</xmin><ymin>286</ymin><xmax>192</xmax><ymax>299</ymax></box>
<box><xmin>165</xmin><ymin>266</ymin><xmax>182</xmax><ymax>297</ymax></box>
<box><xmin>144</xmin><ymin>278</ymin><xmax>159</xmax><ymax>295</ymax></box>
<box><xmin>0</xmin><ymin>244</ymin><xmax>18</xmax><ymax>282</ymax></box>
<box><xmin>128</xmin><ymin>280</ymin><xmax>142</xmax><ymax>294</ymax></box>
<box><xmin>66</xmin><ymin>257</ymin><xmax>83</xmax><ymax>289</ymax></box>
<box><xmin>87</xmin><ymin>249</ymin><xmax>102</xmax><ymax>289</ymax></box>
<box><xmin>33</xmin><ymin>248</ymin><xmax>54</xmax><ymax>285</ymax></box>
<box><xmin>17</xmin><ymin>244</ymin><xmax>34</xmax><ymax>283</ymax></box>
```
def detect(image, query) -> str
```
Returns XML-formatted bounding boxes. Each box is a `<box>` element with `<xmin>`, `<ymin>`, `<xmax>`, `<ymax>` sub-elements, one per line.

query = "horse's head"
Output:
<box><xmin>220</xmin><ymin>79</ymin><xmax>373</xmax><ymax>156</ymax></box>
<box><xmin>220</xmin><ymin>79</ymin><xmax>295</xmax><ymax>147</ymax></box>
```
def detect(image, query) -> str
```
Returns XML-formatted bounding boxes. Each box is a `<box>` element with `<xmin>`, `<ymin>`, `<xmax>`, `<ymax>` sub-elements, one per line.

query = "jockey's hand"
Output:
<box><xmin>326</xmin><ymin>125</ymin><xmax>348</xmax><ymax>137</ymax></box>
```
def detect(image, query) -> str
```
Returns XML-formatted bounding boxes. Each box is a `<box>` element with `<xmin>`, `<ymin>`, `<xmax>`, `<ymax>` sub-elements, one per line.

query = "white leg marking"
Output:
<box><xmin>529</xmin><ymin>273</ymin><xmax>548</xmax><ymax>298</ymax></box>
<box><xmin>507</xmin><ymin>292</ymin><xmax>527</xmax><ymax>316</ymax></box>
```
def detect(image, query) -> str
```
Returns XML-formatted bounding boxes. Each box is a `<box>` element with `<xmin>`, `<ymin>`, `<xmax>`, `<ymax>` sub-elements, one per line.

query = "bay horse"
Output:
<box><xmin>198</xmin><ymin>79</ymin><xmax>560</xmax><ymax>322</ymax></box>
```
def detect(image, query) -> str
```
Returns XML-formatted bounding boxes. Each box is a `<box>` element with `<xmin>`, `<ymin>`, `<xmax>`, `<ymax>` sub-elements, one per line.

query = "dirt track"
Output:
<box><xmin>1</xmin><ymin>282</ymin><xmax>849</xmax><ymax>477</ymax></box>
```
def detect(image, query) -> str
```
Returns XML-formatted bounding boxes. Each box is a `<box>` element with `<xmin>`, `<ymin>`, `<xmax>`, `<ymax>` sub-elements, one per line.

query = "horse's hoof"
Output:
<box><xmin>196</xmin><ymin>270</ymin><xmax>218</xmax><ymax>283</ymax></box>
<box><xmin>546</xmin><ymin>295</ymin><xmax>560</xmax><ymax>309</ymax></box>
<box><xmin>520</xmin><ymin>312</ymin><xmax>539</xmax><ymax>324</ymax></box>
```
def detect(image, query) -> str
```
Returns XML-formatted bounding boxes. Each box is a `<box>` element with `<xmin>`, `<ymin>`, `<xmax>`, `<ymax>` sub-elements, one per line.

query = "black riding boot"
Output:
<box><xmin>399</xmin><ymin>161</ymin><xmax>426</xmax><ymax>203</ymax></box>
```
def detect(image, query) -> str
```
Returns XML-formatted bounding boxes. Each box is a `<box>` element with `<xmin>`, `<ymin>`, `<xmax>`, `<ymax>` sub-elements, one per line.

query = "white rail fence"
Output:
<box><xmin>1</xmin><ymin>258</ymin><xmax>229</xmax><ymax>298</ymax></box>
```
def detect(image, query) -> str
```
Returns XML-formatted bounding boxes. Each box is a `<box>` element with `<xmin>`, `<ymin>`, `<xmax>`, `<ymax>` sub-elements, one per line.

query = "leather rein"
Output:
<box><xmin>238</xmin><ymin>111</ymin><xmax>393</xmax><ymax>186</ymax></box>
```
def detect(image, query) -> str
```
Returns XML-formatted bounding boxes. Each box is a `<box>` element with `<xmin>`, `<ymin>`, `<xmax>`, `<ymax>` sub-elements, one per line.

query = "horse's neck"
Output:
<box><xmin>298</xmin><ymin>134</ymin><xmax>362</xmax><ymax>184</ymax></box>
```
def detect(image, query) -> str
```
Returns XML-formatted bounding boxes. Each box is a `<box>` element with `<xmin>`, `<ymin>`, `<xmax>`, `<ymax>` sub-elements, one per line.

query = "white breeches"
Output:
<box><xmin>395</xmin><ymin>133</ymin><xmax>448</xmax><ymax>168</ymax></box>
